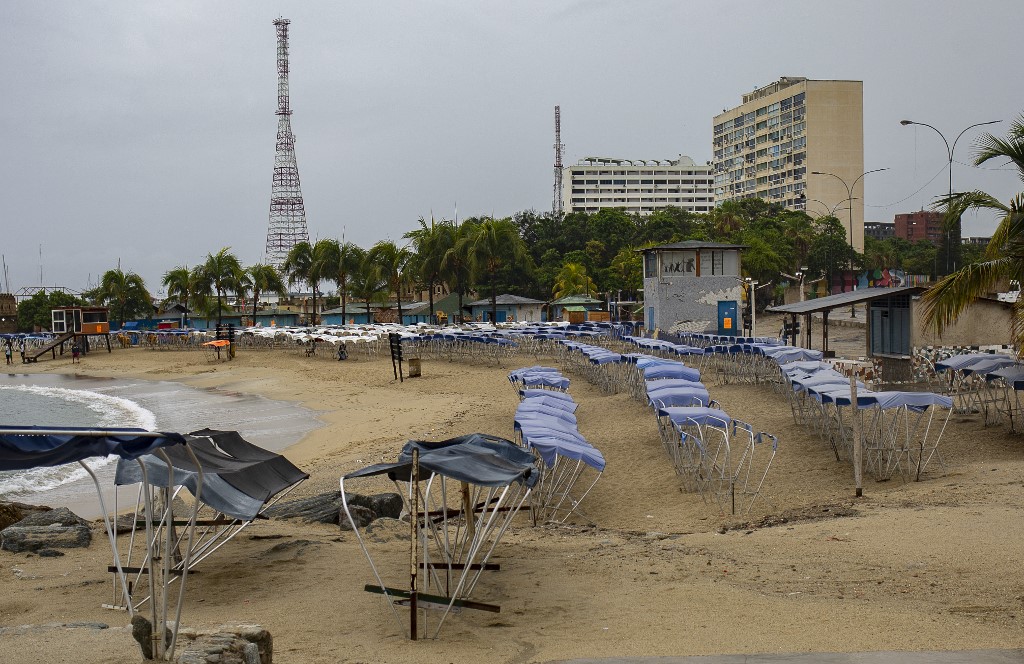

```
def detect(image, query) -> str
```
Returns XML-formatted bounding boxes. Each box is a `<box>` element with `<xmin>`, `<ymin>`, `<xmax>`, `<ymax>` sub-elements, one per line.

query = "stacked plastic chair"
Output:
<box><xmin>509</xmin><ymin>366</ymin><xmax>605</xmax><ymax>524</ymax></box>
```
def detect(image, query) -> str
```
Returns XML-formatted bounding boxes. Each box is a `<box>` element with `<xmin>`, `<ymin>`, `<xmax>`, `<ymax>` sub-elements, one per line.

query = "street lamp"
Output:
<box><xmin>811</xmin><ymin>168</ymin><xmax>889</xmax><ymax>317</ymax></box>
<box><xmin>806</xmin><ymin>197</ymin><xmax>855</xmax><ymax>219</ymax></box>
<box><xmin>899</xmin><ymin>118</ymin><xmax>1001</xmax><ymax>275</ymax></box>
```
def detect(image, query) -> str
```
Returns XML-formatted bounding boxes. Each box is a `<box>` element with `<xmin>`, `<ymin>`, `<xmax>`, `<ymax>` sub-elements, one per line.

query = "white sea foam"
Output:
<box><xmin>0</xmin><ymin>384</ymin><xmax>157</xmax><ymax>497</ymax></box>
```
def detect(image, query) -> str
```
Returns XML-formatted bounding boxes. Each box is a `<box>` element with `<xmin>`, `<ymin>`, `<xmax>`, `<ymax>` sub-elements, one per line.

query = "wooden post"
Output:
<box><xmin>409</xmin><ymin>448</ymin><xmax>419</xmax><ymax>640</ymax></box>
<box><xmin>850</xmin><ymin>374</ymin><xmax>863</xmax><ymax>497</ymax></box>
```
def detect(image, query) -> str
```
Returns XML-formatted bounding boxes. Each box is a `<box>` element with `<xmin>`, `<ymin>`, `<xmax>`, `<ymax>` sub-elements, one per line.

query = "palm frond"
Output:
<box><xmin>920</xmin><ymin>258</ymin><xmax>1014</xmax><ymax>335</ymax></box>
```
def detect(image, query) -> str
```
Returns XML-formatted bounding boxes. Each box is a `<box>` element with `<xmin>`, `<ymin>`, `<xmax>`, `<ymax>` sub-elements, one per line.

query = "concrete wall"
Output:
<box><xmin>911</xmin><ymin>297</ymin><xmax>1013</xmax><ymax>347</ymax></box>
<box><xmin>644</xmin><ymin>275</ymin><xmax>743</xmax><ymax>330</ymax></box>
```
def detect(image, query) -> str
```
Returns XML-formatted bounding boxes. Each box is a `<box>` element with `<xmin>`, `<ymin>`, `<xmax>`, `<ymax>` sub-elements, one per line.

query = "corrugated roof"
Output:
<box><xmin>550</xmin><ymin>294</ymin><xmax>604</xmax><ymax>305</ymax></box>
<box><xmin>767</xmin><ymin>286</ymin><xmax>926</xmax><ymax>315</ymax></box>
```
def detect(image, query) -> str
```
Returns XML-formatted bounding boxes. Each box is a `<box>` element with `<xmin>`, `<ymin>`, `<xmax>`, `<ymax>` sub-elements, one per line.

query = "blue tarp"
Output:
<box><xmin>0</xmin><ymin>426</ymin><xmax>185</xmax><ymax>471</ymax></box>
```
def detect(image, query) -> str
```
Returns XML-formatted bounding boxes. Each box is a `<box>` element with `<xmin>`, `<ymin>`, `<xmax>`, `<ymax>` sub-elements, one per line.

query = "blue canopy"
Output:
<box><xmin>643</xmin><ymin>363</ymin><xmax>701</xmax><ymax>382</ymax></box>
<box><xmin>656</xmin><ymin>407</ymin><xmax>732</xmax><ymax>428</ymax></box>
<box><xmin>0</xmin><ymin>426</ymin><xmax>186</xmax><ymax>471</ymax></box>
<box><xmin>522</xmin><ymin>434</ymin><xmax>605</xmax><ymax>472</ymax></box>
<box><xmin>934</xmin><ymin>352</ymin><xmax>995</xmax><ymax>372</ymax></box>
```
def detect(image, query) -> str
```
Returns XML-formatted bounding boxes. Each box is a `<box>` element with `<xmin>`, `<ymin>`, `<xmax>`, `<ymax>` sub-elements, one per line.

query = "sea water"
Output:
<box><xmin>0</xmin><ymin>373</ymin><xmax>321</xmax><ymax>512</ymax></box>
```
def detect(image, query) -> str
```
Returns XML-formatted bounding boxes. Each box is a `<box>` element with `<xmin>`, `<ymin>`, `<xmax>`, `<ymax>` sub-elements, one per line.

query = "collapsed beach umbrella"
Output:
<box><xmin>0</xmin><ymin>426</ymin><xmax>201</xmax><ymax>661</ymax></box>
<box><xmin>341</xmin><ymin>433</ymin><xmax>537</xmax><ymax>640</ymax></box>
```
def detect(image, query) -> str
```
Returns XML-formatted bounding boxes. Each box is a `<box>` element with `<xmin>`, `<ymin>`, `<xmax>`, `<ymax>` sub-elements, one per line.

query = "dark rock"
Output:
<box><xmin>13</xmin><ymin>506</ymin><xmax>89</xmax><ymax>529</ymax></box>
<box><xmin>37</xmin><ymin>548</ymin><xmax>65</xmax><ymax>557</ymax></box>
<box><xmin>177</xmin><ymin>623</ymin><xmax>272</xmax><ymax>664</ymax></box>
<box><xmin>339</xmin><ymin>505</ymin><xmax>375</xmax><ymax>531</ymax></box>
<box><xmin>131</xmin><ymin>614</ymin><xmax>170</xmax><ymax>660</ymax></box>
<box><xmin>0</xmin><ymin>502</ymin><xmax>26</xmax><ymax>531</ymax></box>
<box><xmin>1</xmin><ymin>524</ymin><xmax>92</xmax><ymax>553</ymax></box>
<box><xmin>262</xmin><ymin>491</ymin><xmax>341</xmax><ymax>524</ymax></box>
<box><xmin>346</xmin><ymin>492</ymin><xmax>403</xmax><ymax>520</ymax></box>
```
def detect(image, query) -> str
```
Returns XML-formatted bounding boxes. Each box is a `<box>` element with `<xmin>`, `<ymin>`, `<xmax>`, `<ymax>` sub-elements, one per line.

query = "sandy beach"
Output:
<box><xmin>2</xmin><ymin>340</ymin><xmax>1024</xmax><ymax>663</ymax></box>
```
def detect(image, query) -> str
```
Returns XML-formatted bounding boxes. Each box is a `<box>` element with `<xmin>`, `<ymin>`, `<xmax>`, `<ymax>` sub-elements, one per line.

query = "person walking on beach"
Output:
<box><xmin>4</xmin><ymin>342</ymin><xmax>11</xmax><ymax>365</ymax></box>
<box><xmin>71</xmin><ymin>341</ymin><xmax>81</xmax><ymax>364</ymax></box>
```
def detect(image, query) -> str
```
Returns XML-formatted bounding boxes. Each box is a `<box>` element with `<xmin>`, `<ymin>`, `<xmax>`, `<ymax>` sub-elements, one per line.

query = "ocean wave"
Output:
<box><xmin>0</xmin><ymin>384</ymin><xmax>157</xmax><ymax>497</ymax></box>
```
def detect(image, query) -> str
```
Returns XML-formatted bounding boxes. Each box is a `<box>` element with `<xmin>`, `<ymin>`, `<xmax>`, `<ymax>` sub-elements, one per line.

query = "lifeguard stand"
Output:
<box><xmin>38</xmin><ymin>306</ymin><xmax>111</xmax><ymax>359</ymax></box>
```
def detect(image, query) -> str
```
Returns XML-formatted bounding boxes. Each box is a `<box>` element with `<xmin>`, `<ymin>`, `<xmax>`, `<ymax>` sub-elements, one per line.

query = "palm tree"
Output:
<box><xmin>367</xmin><ymin>240</ymin><xmax>413</xmax><ymax>323</ymax></box>
<box><xmin>99</xmin><ymin>268</ymin><xmax>151</xmax><ymax>329</ymax></box>
<box><xmin>245</xmin><ymin>263</ymin><xmax>287</xmax><ymax>325</ymax></box>
<box><xmin>282</xmin><ymin>240</ymin><xmax>334</xmax><ymax>326</ymax></box>
<box><xmin>319</xmin><ymin>240</ymin><xmax>365</xmax><ymax>325</ymax></box>
<box><xmin>161</xmin><ymin>265</ymin><xmax>200</xmax><ymax>326</ymax></box>
<box><xmin>457</xmin><ymin>218</ymin><xmax>531</xmax><ymax>323</ymax></box>
<box><xmin>197</xmin><ymin>248</ymin><xmax>244</xmax><ymax>326</ymax></box>
<box><xmin>441</xmin><ymin>221</ymin><xmax>475</xmax><ymax>323</ymax></box>
<box><xmin>922</xmin><ymin>115</ymin><xmax>1024</xmax><ymax>349</ymax></box>
<box><xmin>349</xmin><ymin>255</ymin><xmax>388</xmax><ymax>324</ymax></box>
<box><xmin>405</xmin><ymin>218</ymin><xmax>454</xmax><ymax>323</ymax></box>
<box><xmin>553</xmin><ymin>262</ymin><xmax>597</xmax><ymax>299</ymax></box>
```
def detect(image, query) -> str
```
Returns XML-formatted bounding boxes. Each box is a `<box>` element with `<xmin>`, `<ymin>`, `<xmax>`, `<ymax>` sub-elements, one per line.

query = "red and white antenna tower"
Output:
<box><xmin>264</xmin><ymin>17</ymin><xmax>310</xmax><ymax>269</ymax></box>
<box><xmin>553</xmin><ymin>105</ymin><xmax>564</xmax><ymax>217</ymax></box>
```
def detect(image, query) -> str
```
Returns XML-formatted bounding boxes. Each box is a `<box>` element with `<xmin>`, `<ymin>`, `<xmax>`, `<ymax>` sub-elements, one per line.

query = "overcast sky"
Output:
<box><xmin>2</xmin><ymin>0</ymin><xmax>1021</xmax><ymax>295</ymax></box>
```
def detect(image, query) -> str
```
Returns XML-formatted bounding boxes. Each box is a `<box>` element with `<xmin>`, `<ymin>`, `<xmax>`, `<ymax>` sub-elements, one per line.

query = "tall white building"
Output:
<box><xmin>562</xmin><ymin>155</ymin><xmax>714</xmax><ymax>215</ymax></box>
<box><xmin>712</xmin><ymin>76</ymin><xmax>866</xmax><ymax>250</ymax></box>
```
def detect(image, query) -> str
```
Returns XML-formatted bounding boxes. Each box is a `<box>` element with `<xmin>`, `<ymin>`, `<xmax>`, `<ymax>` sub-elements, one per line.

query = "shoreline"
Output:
<box><xmin>2</xmin><ymin>345</ymin><xmax>1024</xmax><ymax>662</ymax></box>
<box><xmin>1</xmin><ymin>366</ymin><xmax>324</xmax><ymax>516</ymax></box>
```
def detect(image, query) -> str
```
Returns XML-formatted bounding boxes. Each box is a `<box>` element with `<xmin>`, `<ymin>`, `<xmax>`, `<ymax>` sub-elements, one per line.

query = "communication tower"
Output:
<box><xmin>264</xmin><ymin>18</ymin><xmax>310</xmax><ymax>268</ymax></box>
<box><xmin>553</xmin><ymin>106</ymin><xmax>564</xmax><ymax>217</ymax></box>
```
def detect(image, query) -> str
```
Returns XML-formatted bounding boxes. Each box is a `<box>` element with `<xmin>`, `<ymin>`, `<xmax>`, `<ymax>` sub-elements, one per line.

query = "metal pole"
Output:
<box><xmin>409</xmin><ymin>448</ymin><xmax>419</xmax><ymax>640</ymax></box>
<box><xmin>850</xmin><ymin>374</ymin><xmax>863</xmax><ymax>497</ymax></box>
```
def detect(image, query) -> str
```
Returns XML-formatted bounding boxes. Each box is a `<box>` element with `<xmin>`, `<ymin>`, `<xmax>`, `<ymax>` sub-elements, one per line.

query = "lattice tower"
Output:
<box><xmin>264</xmin><ymin>17</ymin><xmax>310</xmax><ymax>269</ymax></box>
<box><xmin>552</xmin><ymin>105</ymin><xmax>565</xmax><ymax>216</ymax></box>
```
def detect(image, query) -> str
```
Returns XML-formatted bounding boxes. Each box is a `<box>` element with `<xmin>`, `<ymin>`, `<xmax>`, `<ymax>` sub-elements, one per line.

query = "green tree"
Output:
<box><xmin>282</xmin><ymin>240</ymin><xmax>334</xmax><ymax>326</ymax></box>
<box><xmin>405</xmin><ymin>218</ymin><xmax>454</xmax><ymax>322</ymax></box>
<box><xmin>552</xmin><ymin>262</ymin><xmax>597</xmax><ymax>299</ymax></box>
<box><xmin>607</xmin><ymin>247</ymin><xmax>643</xmax><ymax>295</ymax></box>
<box><xmin>319</xmin><ymin>240</ymin><xmax>365</xmax><ymax>324</ymax></box>
<box><xmin>349</xmin><ymin>254</ymin><xmax>388</xmax><ymax>324</ymax></box>
<box><xmin>922</xmin><ymin>116</ymin><xmax>1024</xmax><ymax>345</ymax></box>
<box><xmin>161</xmin><ymin>266</ymin><xmax>203</xmax><ymax>325</ymax></box>
<box><xmin>806</xmin><ymin>216</ymin><xmax>857</xmax><ymax>288</ymax></box>
<box><xmin>457</xmin><ymin>218</ymin><xmax>531</xmax><ymax>323</ymax></box>
<box><xmin>244</xmin><ymin>263</ymin><xmax>287</xmax><ymax>324</ymax></box>
<box><xmin>367</xmin><ymin>240</ymin><xmax>413</xmax><ymax>322</ymax></box>
<box><xmin>97</xmin><ymin>268</ymin><xmax>152</xmax><ymax>328</ymax></box>
<box><xmin>196</xmin><ymin>248</ymin><xmax>244</xmax><ymax>326</ymax></box>
<box><xmin>16</xmin><ymin>290</ymin><xmax>83</xmax><ymax>332</ymax></box>
<box><xmin>441</xmin><ymin>221</ymin><xmax>477</xmax><ymax>323</ymax></box>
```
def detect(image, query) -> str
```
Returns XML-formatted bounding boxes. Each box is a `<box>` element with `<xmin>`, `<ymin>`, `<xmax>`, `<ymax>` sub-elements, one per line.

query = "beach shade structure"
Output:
<box><xmin>985</xmin><ymin>365</ymin><xmax>1024</xmax><ymax>431</ymax></box>
<box><xmin>856</xmin><ymin>392</ymin><xmax>954</xmax><ymax>481</ymax></box>
<box><xmin>655</xmin><ymin>407</ymin><xmax>732</xmax><ymax>502</ymax></box>
<box><xmin>514</xmin><ymin>395</ymin><xmax>605</xmax><ymax>525</ymax></box>
<box><xmin>110</xmin><ymin>429</ymin><xmax>308</xmax><ymax>615</ymax></box>
<box><xmin>340</xmin><ymin>434</ymin><xmax>538</xmax><ymax>640</ymax></box>
<box><xmin>0</xmin><ymin>426</ymin><xmax>200</xmax><ymax>661</ymax></box>
<box><xmin>726</xmin><ymin>421</ymin><xmax>779</xmax><ymax>515</ymax></box>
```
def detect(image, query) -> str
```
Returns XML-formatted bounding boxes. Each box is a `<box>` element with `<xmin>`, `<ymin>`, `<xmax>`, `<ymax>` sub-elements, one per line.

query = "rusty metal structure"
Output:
<box><xmin>264</xmin><ymin>18</ymin><xmax>310</xmax><ymax>269</ymax></box>
<box><xmin>552</xmin><ymin>105</ymin><xmax>564</xmax><ymax>217</ymax></box>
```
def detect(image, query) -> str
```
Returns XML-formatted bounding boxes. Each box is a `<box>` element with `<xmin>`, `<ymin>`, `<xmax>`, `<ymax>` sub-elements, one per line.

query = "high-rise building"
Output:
<box><xmin>562</xmin><ymin>155</ymin><xmax>714</xmax><ymax>215</ymax></box>
<box><xmin>894</xmin><ymin>210</ymin><xmax>943</xmax><ymax>245</ymax></box>
<box><xmin>712</xmin><ymin>76</ymin><xmax>865</xmax><ymax>250</ymax></box>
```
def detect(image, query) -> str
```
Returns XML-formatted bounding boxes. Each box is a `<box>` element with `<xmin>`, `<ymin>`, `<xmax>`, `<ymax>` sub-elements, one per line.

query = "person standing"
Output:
<box><xmin>71</xmin><ymin>341</ymin><xmax>81</xmax><ymax>364</ymax></box>
<box><xmin>4</xmin><ymin>342</ymin><xmax>11</xmax><ymax>365</ymax></box>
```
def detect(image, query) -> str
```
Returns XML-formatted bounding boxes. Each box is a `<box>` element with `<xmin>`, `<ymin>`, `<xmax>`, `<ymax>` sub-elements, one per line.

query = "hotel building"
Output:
<box><xmin>712</xmin><ymin>77</ymin><xmax>866</xmax><ymax>250</ymax></box>
<box><xmin>562</xmin><ymin>155</ymin><xmax>714</xmax><ymax>215</ymax></box>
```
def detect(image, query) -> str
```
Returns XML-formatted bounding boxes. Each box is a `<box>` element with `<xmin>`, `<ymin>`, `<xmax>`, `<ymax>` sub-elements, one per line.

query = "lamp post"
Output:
<box><xmin>811</xmin><ymin>168</ymin><xmax>889</xmax><ymax>317</ymax></box>
<box><xmin>899</xmin><ymin>119</ymin><xmax>1001</xmax><ymax>275</ymax></box>
<box><xmin>806</xmin><ymin>197</ymin><xmax>854</xmax><ymax>219</ymax></box>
